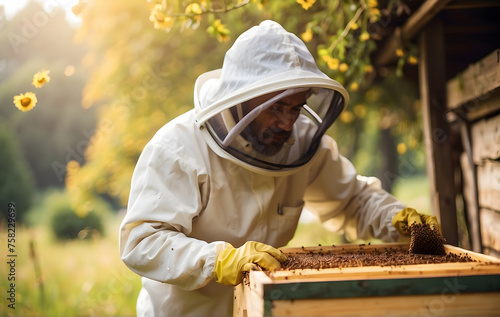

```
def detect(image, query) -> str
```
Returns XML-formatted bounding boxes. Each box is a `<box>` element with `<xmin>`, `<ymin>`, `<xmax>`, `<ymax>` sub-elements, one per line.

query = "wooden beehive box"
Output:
<box><xmin>234</xmin><ymin>243</ymin><xmax>500</xmax><ymax>316</ymax></box>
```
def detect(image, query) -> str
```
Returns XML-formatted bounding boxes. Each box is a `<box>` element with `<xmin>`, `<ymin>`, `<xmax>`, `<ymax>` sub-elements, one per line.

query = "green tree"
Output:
<box><xmin>0</xmin><ymin>120</ymin><xmax>35</xmax><ymax>222</ymax></box>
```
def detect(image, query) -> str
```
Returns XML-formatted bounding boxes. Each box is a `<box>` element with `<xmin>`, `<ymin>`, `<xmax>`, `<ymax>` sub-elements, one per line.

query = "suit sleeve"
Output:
<box><xmin>119</xmin><ymin>142</ymin><xmax>226</xmax><ymax>291</ymax></box>
<box><xmin>304</xmin><ymin>136</ymin><xmax>406</xmax><ymax>242</ymax></box>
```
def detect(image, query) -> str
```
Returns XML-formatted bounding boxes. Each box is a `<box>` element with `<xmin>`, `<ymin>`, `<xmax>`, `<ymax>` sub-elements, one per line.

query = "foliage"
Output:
<box><xmin>0</xmin><ymin>120</ymin><xmax>35</xmax><ymax>222</ymax></box>
<box><xmin>331</xmin><ymin>74</ymin><xmax>423</xmax><ymax>180</ymax></box>
<box><xmin>0</xmin><ymin>1</ymin><xmax>96</xmax><ymax>190</ymax></box>
<box><xmin>25</xmin><ymin>189</ymin><xmax>112</xmax><ymax>240</ymax></box>
<box><xmin>145</xmin><ymin>0</ymin><xmax>419</xmax><ymax>88</ymax></box>
<box><xmin>51</xmin><ymin>205</ymin><xmax>103</xmax><ymax>240</ymax></box>
<box><xmin>391</xmin><ymin>173</ymin><xmax>431</xmax><ymax>212</ymax></box>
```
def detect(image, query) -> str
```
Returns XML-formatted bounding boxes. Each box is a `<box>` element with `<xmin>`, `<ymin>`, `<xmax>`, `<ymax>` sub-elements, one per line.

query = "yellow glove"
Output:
<box><xmin>214</xmin><ymin>241</ymin><xmax>287</xmax><ymax>286</ymax></box>
<box><xmin>392</xmin><ymin>207</ymin><xmax>440</xmax><ymax>236</ymax></box>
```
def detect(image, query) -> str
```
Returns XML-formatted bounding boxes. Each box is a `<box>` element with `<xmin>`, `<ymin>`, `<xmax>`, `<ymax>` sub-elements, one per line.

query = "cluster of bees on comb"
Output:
<box><xmin>409</xmin><ymin>223</ymin><xmax>446</xmax><ymax>255</ymax></box>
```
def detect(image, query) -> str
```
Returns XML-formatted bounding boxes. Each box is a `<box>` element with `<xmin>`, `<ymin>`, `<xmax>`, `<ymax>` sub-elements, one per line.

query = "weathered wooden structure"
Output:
<box><xmin>448</xmin><ymin>50</ymin><xmax>500</xmax><ymax>256</ymax></box>
<box><xmin>373</xmin><ymin>0</ymin><xmax>500</xmax><ymax>255</ymax></box>
<box><xmin>234</xmin><ymin>244</ymin><xmax>500</xmax><ymax>316</ymax></box>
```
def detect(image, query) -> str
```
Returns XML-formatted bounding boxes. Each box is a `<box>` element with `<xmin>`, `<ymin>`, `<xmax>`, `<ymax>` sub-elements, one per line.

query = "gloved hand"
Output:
<box><xmin>213</xmin><ymin>241</ymin><xmax>287</xmax><ymax>286</ymax></box>
<box><xmin>392</xmin><ymin>207</ymin><xmax>441</xmax><ymax>236</ymax></box>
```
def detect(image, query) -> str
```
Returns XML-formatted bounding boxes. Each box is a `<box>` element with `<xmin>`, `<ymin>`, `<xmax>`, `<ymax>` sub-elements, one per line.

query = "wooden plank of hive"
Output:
<box><xmin>446</xmin><ymin>49</ymin><xmax>500</xmax><ymax>110</ymax></box>
<box><xmin>234</xmin><ymin>243</ymin><xmax>500</xmax><ymax>317</ymax></box>
<box><xmin>234</xmin><ymin>267</ymin><xmax>273</xmax><ymax>317</ymax></box>
<box><xmin>271</xmin><ymin>292</ymin><xmax>500</xmax><ymax>316</ymax></box>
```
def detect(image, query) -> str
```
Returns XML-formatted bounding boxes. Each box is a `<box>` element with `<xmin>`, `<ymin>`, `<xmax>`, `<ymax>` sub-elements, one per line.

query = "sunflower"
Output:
<box><xmin>13</xmin><ymin>92</ymin><xmax>38</xmax><ymax>112</ymax></box>
<box><xmin>31</xmin><ymin>69</ymin><xmax>50</xmax><ymax>88</ymax></box>
<box><xmin>32</xmin><ymin>69</ymin><xmax>50</xmax><ymax>88</ymax></box>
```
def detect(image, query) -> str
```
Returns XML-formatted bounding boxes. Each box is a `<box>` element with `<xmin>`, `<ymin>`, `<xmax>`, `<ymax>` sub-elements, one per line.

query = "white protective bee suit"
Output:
<box><xmin>120</xmin><ymin>20</ymin><xmax>406</xmax><ymax>316</ymax></box>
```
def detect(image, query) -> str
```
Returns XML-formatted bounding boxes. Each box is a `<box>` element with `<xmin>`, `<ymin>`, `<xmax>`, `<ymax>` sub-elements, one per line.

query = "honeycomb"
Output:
<box><xmin>409</xmin><ymin>223</ymin><xmax>446</xmax><ymax>255</ymax></box>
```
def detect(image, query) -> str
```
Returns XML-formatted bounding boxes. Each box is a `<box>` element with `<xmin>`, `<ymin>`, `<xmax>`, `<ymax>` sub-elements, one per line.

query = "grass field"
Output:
<box><xmin>0</xmin><ymin>175</ymin><xmax>430</xmax><ymax>316</ymax></box>
<box><xmin>0</xmin><ymin>219</ymin><xmax>141</xmax><ymax>317</ymax></box>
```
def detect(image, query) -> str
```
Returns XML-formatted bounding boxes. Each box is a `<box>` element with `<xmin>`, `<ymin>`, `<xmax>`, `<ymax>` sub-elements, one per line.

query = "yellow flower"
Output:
<box><xmin>157</xmin><ymin>17</ymin><xmax>174</xmax><ymax>31</ymax></box>
<box><xmin>297</xmin><ymin>0</ymin><xmax>316</xmax><ymax>10</ymax></box>
<box><xmin>340</xmin><ymin>111</ymin><xmax>354</xmax><ymax>123</ymax></box>
<box><xmin>408</xmin><ymin>56</ymin><xmax>419</xmax><ymax>65</ymax></box>
<box><xmin>253</xmin><ymin>0</ymin><xmax>264</xmax><ymax>10</ymax></box>
<box><xmin>208</xmin><ymin>19</ymin><xmax>231</xmax><ymax>43</ymax></box>
<box><xmin>322</xmin><ymin>56</ymin><xmax>339</xmax><ymax>70</ymax></box>
<box><xmin>364</xmin><ymin>65</ymin><xmax>374</xmax><ymax>73</ymax></box>
<box><xmin>185</xmin><ymin>3</ymin><xmax>203</xmax><ymax>15</ymax></box>
<box><xmin>32</xmin><ymin>69</ymin><xmax>50</xmax><ymax>88</ymax></box>
<box><xmin>367</xmin><ymin>0</ymin><xmax>378</xmax><ymax>8</ymax></box>
<box><xmin>66</xmin><ymin>160</ymin><xmax>81</xmax><ymax>173</ymax></box>
<box><xmin>213</xmin><ymin>19</ymin><xmax>227</xmax><ymax>33</ymax></box>
<box><xmin>339</xmin><ymin>63</ymin><xmax>349</xmax><ymax>73</ymax></box>
<box><xmin>184</xmin><ymin>3</ymin><xmax>202</xmax><ymax>27</ymax></box>
<box><xmin>370</xmin><ymin>8</ymin><xmax>380</xmax><ymax>16</ymax></box>
<box><xmin>149</xmin><ymin>5</ymin><xmax>174</xmax><ymax>31</ymax></box>
<box><xmin>359</xmin><ymin>32</ymin><xmax>370</xmax><ymax>42</ymax></box>
<box><xmin>351</xmin><ymin>22</ymin><xmax>359</xmax><ymax>30</ymax></box>
<box><xmin>301</xmin><ymin>28</ymin><xmax>313</xmax><ymax>42</ymax></box>
<box><xmin>149</xmin><ymin>4</ymin><xmax>163</xmax><ymax>21</ymax></box>
<box><xmin>217</xmin><ymin>33</ymin><xmax>231</xmax><ymax>43</ymax></box>
<box><xmin>397</xmin><ymin>142</ymin><xmax>407</xmax><ymax>155</ymax></box>
<box><xmin>369</xmin><ymin>8</ymin><xmax>381</xmax><ymax>22</ymax></box>
<box><xmin>13</xmin><ymin>92</ymin><xmax>38</xmax><ymax>112</ymax></box>
<box><xmin>350</xmin><ymin>82</ymin><xmax>359</xmax><ymax>91</ymax></box>
<box><xmin>396</xmin><ymin>48</ymin><xmax>404</xmax><ymax>57</ymax></box>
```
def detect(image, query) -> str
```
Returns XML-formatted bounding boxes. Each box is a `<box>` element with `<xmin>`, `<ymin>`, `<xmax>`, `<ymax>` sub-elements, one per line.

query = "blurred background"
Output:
<box><xmin>0</xmin><ymin>0</ymin><xmax>430</xmax><ymax>315</ymax></box>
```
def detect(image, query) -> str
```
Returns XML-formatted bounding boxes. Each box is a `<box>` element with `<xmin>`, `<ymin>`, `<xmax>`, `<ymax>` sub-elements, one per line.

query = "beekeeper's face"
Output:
<box><xmin>241</xmin><ymin>90</ymin><xmax>308</xmax><ymax>155</ymax></box>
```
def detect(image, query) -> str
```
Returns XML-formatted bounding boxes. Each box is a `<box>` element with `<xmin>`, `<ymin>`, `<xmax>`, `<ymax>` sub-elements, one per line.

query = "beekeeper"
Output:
<box><xmin>119</xmin><ymin>20</ymin><xmax>439</xmax><ymax>316</ymax></box>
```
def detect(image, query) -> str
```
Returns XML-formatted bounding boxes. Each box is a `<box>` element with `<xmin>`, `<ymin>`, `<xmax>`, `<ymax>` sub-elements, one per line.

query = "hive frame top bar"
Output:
<box><xmin>268</xmin><ymin>243</ymin><xmax>500</xmax><ymax>282</ymax></box>
<box><xmin>281</xmin><ymin>242</ymin><xmax>500</xmax><ymax>261</ymax></box>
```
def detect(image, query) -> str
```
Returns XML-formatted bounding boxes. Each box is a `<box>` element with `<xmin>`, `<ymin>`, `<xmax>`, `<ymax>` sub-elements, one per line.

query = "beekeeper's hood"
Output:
<box><xmin>194</xmin><ymin>20</ymin><xmax>349</xmax><ymax>176</ymax></box>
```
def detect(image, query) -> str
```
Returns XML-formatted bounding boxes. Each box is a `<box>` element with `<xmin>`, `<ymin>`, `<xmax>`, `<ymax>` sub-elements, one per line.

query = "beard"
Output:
<box><xmin>243</xmin><ymin>126</ymin><xmax>291</xmax><ymax>156</ymax></box>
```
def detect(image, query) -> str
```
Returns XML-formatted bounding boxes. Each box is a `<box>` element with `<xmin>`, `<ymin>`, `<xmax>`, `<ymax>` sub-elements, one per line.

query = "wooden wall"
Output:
<box><xmin>447</xmin><ymin>49</ymin><xmax>500</xmax><ymax>256</ymax></box>
<box><xmin>473</xmin><ymin>118</ymin><xmax>500</xmax><ymax>257</ymax></box>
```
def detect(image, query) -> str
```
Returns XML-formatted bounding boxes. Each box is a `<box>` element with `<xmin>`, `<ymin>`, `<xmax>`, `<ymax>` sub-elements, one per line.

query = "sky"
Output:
<box><xmin>2</xmin><ymin>0</ymin><xmax>81</xmax><ymax>25</ymax></box>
